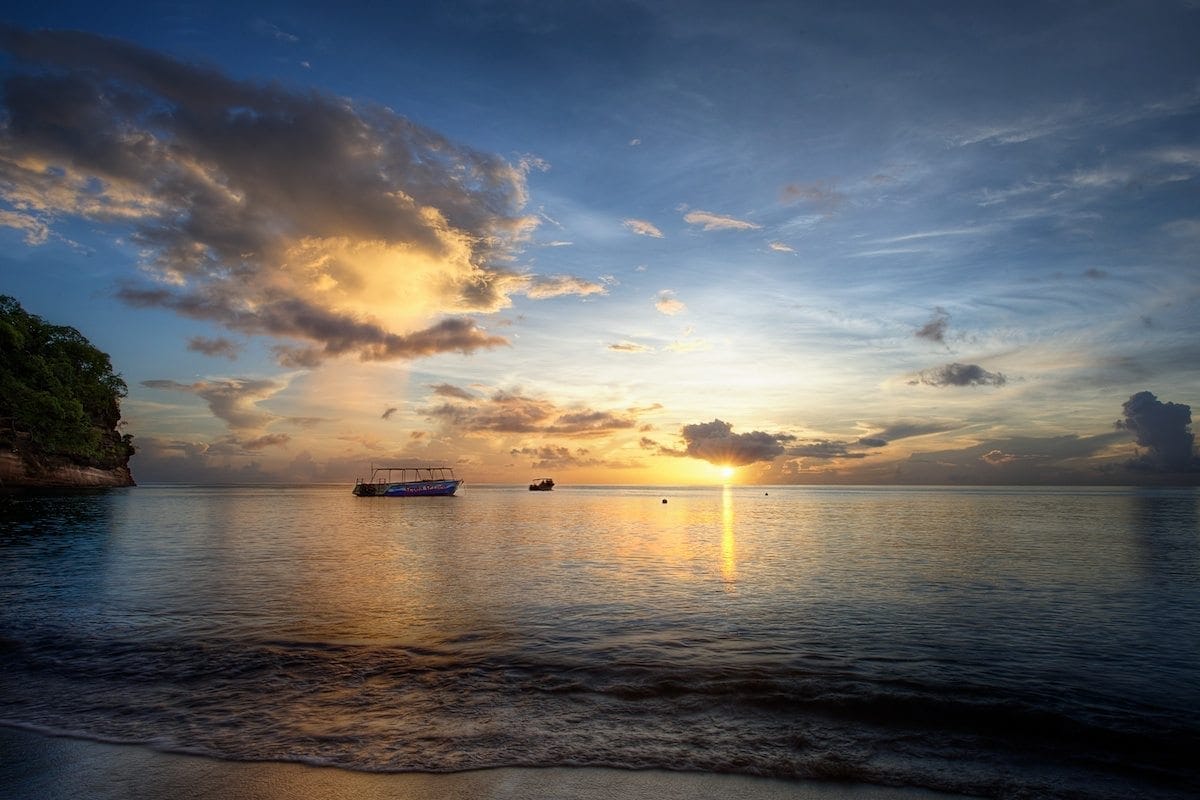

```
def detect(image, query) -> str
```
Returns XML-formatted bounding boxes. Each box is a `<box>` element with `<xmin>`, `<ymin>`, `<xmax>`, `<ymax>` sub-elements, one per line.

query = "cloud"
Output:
<box><xmin>915</xmin><ymin>308</ymin><xmax>950</xmax><ymax>344</ymax></box>
<box><xmin>1116</xmin><ymin>390</ymin><xmax>1197</xmax><ymax>472</ymax></box>
<box><xmin>241</xmin><ymin>433</ymin><xmax>291</xmax><ymax>451</ymax></box>
<box><xmin>677</xmin><ymin>419</ymin><xmax>796</xmax><ymax>466</ymax></box>
<box><xmin>381</xmin><ymin>407</ymin><xmax>398</xmax><ymax>420</ymax></box>
<box><xmin>913</xmin><ymin>362</ymin><xmax>1007</xmax><ymax>388</ymax></box>
<box><xmin>608</xmin><ymin>341</ymin><xmax>653</xmax><ymax>353</ymax></box>
<box><xmin>422</xmin><ymin>389</ymin><xmax>638</xmax><ymax>438</ymax></box>
<box><xmin>140</xmin><ymin>377</ymin><xmax>284</xmax><ymax>430</ymax></box>
<box><xmin>882</xmin><ymin>432</ymin><xmax>1130</xmax><ymax>485</ymax></box>
<box><xmin>509</xmin><ymin>445</ymin><xmax>601</xmax><ymax>469</ymax></box>
<box><xmin>0</xmin><ymin>209</ymin><xmax>49</xmax><ymax>244</ymax></box>
<box><xmin>790</xmin><ymin>440</ymin><xmax>869</xmax><ymax>460</ymax></box>
<box><xmin>781</xmin><ymin>181</ymin><xmax>845</xmax><ymax>212</ymax></box>
<box><xmin>768</xmin><ymin>241</ymin><xmax>795</xmax><ymax>253</ymax></box>
<box><xmin>429</xmin><ymin>383</ymin><xmax>477</xmax><ymax>400</ymax></box>
<box><xmin>252</xmin><ymin>20</ymin><xmax>300</xmax><ymax>43</ymax></box>
<box><xmin>117</xmin><ymin>288</ymin><xmax>510</xmax><ymax>364</ymax></box>
<box><xmin>187</xmin><ymin>336</ymin><xmax>240</xmax><ymax>359</ymax></box>
<box><xmin>682</xmin><ymin>210</ymin><xmax>761</xmax><ymax>231</ymax></box>
<box><xmin>980</xmin><ymin>449</ymin><xmax>1040</xmax><ymax>465</ymax></box>
<box><xmin>0</xmin><ymin>26</ymin><xmax>602</xmax><ymax>364</ymax></box>
<box><xmin>521</xmin><ymin>273</ymin><xmax>607</xmax><ymax>299</ymax></box>
<box><xmin>861</xmin><ymin>421</ymin><xmax>959</xmax><ymax>444</ymax></box>
<box><xmin>655</xmin><ymin>290</ymin><xmax>686</xmax><ymax>316</ymax></box>
<box><xmin>623</xmin><ymin>218</ymin><xmax>663</xmax><ymax>238</ymax></box>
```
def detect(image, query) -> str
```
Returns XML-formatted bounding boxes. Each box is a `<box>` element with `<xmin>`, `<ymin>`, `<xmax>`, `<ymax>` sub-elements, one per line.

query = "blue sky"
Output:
<box><xmin>1</xmin><ymin>1</ymin><xmax>1198</xmax><ymax>484</ymax></box>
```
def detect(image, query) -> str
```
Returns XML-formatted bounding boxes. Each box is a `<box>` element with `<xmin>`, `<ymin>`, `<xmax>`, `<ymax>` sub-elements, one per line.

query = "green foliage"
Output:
<box><xmin>0</xmin><ymin>295</ymin><xmax>135</xmax><ymax>469</ymax></box>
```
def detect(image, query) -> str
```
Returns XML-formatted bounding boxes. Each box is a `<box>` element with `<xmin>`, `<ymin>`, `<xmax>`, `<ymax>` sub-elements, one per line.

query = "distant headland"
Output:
<box><xmin>0</xmin><ymin>296</ymin><xmax>135</xmax><ymax>489</ymax></box>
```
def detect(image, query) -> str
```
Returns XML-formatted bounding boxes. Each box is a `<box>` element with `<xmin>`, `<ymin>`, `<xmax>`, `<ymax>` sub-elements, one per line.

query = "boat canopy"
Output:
<box><xmin>363</xmin><ymin>465</ymin><xmax>457</xmax><ymax>482</ymax></box>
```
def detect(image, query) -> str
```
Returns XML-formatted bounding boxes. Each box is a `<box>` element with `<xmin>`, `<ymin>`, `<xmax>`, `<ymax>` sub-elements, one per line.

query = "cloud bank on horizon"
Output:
<box><xmin>0</xmin><ymin>2</ymin><xmax>1198</xmax><ymax>485</ymax></box>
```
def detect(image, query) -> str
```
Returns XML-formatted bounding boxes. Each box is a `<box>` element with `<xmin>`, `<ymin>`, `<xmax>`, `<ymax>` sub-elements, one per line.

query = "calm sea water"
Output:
<box><xmin>1</xmin><ymin>484</ymin><xmax>1197</xmax><ymax>799</ymax></box>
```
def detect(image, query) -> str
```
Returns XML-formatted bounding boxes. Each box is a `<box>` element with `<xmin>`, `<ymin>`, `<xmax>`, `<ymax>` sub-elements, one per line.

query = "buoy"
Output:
<box><xmin>662</xmin><ymin>498</ymin><xmax>668</xmax><ymax>504</ymax></box>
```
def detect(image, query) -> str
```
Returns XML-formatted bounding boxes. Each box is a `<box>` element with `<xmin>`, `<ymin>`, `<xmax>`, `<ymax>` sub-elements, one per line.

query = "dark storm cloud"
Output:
<box><xmin>915</xmin><ymin>308</ymin><xmax>950</xmax><ymax>343</ymax></box>
<box><xmin>381</xmin><ymin>407</ymin><xmax>398</xmax><ymax>420</ymax></box>
<box><xmin>1116</xmin><ymin>390</ymin><xmax>1197</xmax><ymax>472</ymax></box>
<box><xmin>857</xmin><ymin>437</ymin><xmax>889</xmax><ymax>448</ymax></box>
<box><xmin>678</xmin><ymin>419</ymin><xmax>796</xmax><ymax>466</ymax></box>
<box><xmin>913</xmin><ymin>362</ymin><xmax>1006</xmax><ymax>387</ymax></box>
<box><xmin>0</xmin><ymin>26</ymin><xmax>589</xmax><ymax>363</ymax></box>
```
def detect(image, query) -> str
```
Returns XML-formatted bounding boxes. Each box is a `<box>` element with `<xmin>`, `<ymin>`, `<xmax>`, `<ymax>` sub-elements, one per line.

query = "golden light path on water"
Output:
<box><xmin>722</xmin><ymin>485</ymin><xmax>737</xmax><ymax>586</ymax></box>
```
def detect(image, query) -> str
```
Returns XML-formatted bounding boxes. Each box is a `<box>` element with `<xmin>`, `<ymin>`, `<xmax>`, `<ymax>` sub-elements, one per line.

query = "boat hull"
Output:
<box><xmin>354</xmin><ymin>479</ymin><xmax>462</xmax><ymax>497</ymax></box>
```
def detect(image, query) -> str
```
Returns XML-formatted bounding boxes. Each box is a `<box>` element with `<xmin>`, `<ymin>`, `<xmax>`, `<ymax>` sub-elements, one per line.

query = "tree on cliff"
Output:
<box><xmin>0</xmin><ymin>295</ymin><xmax>135</xmax><ymax>470</ymax></box>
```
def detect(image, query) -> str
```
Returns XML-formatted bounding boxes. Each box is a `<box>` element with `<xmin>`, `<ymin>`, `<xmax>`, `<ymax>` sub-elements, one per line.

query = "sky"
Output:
<box><xmin>1</xmin><ymin>0</ymin><xmax>1198</xmax><ymax>485</ymax></box>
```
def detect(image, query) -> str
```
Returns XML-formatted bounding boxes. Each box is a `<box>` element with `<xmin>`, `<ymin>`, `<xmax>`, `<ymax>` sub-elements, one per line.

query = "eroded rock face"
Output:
<box><xmin>0</xmin><ymin>452</ymin><xmax>134</xmax><ymax>488</ymax></box>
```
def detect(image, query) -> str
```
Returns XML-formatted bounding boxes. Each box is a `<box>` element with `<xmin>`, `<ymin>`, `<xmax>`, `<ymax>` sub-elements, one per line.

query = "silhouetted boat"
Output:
<box><xmin>528</xmin><ymin>477</ymin><xmax>555</xmax><ymax>491</ymax></box>
<box><xmin>353</xmin><ymin>465</ymin><xmax>463</xmax><ymax>497</ymax></box>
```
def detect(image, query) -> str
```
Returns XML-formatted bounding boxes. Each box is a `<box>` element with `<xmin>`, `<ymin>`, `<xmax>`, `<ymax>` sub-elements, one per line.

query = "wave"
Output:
<box><xmin>3</xmin><ymin>630</ymin><xmax>1198</xmax><ymax>799</ymax></box>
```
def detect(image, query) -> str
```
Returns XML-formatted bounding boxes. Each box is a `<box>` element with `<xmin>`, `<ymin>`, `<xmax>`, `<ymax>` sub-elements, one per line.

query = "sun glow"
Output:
<box><xmin>720</xmin><ymin>465</ymin><xmax>735</xmax><ymax>480</ymax></box>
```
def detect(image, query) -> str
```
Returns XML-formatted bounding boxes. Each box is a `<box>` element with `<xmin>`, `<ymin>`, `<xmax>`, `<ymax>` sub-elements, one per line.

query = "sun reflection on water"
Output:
<box><xmin>721</xmin><ymin>486</ymin><xmax>736</xmax><ymax>587</ymax></box>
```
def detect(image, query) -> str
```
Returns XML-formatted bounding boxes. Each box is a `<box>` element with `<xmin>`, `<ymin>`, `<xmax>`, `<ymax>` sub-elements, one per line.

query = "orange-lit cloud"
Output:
<box><xmin>682</xmin><ymin>210</ymin><xmax>761</xmax><ymax>231</ymax></box>
<box><xmin>421</xmin><ymin>387</ymin><xmax>639</xmax><ymax>438</ymax></box>
<box><xmin>655</xmin><ymin>290</ymin><xmax>686</xmax><ymax>316</ymax></box>
<box><xmin>623</xmin><ymin>218</ymin><xmax>664</xmax><ymax>238</ymax></box>
<box><xmin>0</xmin><ymin>27</ymin><xmax>601</xmax><ymax>366</ymax></box>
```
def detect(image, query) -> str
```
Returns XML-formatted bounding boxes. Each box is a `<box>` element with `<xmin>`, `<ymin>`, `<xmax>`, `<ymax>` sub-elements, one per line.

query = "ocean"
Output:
<box><xmin>1</xmin><ymin>484</ymin><xmax>1197</xmax><ymax>799</ymax></box>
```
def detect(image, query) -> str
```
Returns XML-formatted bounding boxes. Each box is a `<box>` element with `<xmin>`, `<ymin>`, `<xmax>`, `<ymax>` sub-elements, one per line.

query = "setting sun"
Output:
<box><xmin>720</xmin><ymin>466</ymin><xmax>736</xmax><ymax>480</ymax></box>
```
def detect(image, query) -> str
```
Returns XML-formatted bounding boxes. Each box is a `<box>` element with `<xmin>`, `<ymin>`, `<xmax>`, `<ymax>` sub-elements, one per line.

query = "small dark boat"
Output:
<box><xmin>529</xmin><ymin>477</ymin><xmax>555</xmax><ymax>491</ymax></box>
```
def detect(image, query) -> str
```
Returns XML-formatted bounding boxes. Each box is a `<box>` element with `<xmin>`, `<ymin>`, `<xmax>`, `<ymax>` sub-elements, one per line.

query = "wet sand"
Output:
<box><xmin>1</xmin><ymin>726</ymin><xmax>971</xmax><ymax>800</ymax></box>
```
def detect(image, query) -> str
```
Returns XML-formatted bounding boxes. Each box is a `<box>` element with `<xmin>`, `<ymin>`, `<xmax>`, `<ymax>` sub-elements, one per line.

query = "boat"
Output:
<box><xmin>529</xmin><ymin>477</ymin><xmax>555</xmax><ymax>491</ymax></box>
<box><xmin>353</xmin><ymin>465</ymin><xmax>463</xmax><ymax>497</ymax></box>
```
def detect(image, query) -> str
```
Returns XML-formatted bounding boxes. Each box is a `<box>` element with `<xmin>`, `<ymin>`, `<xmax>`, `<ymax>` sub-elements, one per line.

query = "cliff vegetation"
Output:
<box><xmin>1</xmin><ymin>295</ymin><xmax>135</xmax><ymax>485</ymax></box>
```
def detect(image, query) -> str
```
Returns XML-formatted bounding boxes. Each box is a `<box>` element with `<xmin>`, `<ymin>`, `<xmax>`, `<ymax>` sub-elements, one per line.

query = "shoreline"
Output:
<box><xmin>0</xmin><ymin>725</ymin><xmax>972</xmax><ymax>800</ymax></box>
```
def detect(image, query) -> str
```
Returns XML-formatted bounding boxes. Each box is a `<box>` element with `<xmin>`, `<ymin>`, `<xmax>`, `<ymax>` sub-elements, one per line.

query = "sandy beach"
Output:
<box><xmin>1</xmin><ymin>726</ymin><xmax>969</xmax><ymax>800</ymax></box>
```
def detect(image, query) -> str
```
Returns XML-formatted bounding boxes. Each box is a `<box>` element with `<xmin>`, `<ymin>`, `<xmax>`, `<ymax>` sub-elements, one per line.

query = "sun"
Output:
<box><xmin>720</xmin><ymin>465</ymin><xmax>735</xmax><ymax>480</ymax></box>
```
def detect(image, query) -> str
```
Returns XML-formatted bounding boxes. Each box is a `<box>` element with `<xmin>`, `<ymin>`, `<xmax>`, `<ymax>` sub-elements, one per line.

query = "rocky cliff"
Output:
<box><xmin>0</xmin><ymin>451</ymin><xmax>134</xmax><ymax>488</ymax></box>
